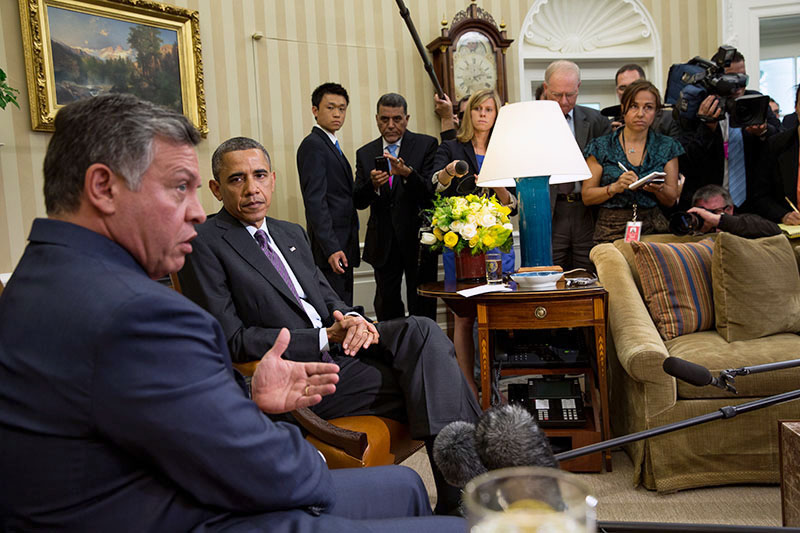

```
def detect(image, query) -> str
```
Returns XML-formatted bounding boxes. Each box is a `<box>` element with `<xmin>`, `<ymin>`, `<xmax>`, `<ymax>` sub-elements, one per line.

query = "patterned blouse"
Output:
<box><xmin>584</xmin><ymin>128</ymin><xmax>684</xmax><ymax>209</ymax></box>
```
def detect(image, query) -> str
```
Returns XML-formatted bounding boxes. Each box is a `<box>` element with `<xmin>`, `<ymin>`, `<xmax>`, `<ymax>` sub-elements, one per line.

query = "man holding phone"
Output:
<box><xmin>354</xmin><ymin>93</ymin><xmax>439</xmax><ymax>321</ymax></box>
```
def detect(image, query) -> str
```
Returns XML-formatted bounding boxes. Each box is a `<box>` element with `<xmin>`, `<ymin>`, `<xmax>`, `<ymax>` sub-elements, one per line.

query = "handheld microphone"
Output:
<box><xmin>453</xmin><ymin>160</ymin><xmax>469</xmax><ymax>177</ymax></box>
<box><xmin>662</xmin><ymin>357</ymin><xmax>736</xmax><ymax>393</ymax></box>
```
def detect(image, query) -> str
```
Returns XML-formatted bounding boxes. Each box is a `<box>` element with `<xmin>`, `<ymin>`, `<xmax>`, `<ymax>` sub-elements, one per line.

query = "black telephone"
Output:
<box><xmin>508</xmin><ymin>376</ymin><xmax>586</xmax><ymax>428</ymax></box>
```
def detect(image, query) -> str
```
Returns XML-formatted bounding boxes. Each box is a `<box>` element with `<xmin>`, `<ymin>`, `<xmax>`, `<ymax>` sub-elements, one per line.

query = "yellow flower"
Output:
<box><xmin>482</xmin><ymin>234</ymin><xmax>496</xmax><ymax>248</ymax></box>
<box><xmin>469</xmin><ymin>235</ymin><xmax>479</xmax><ymax>248</ymax></box>
<box><xmin>433</xmin><ymin>227</ymin><xmax>444</xmax><ymax>240</ymax></box>
<box><xmin>498</xmin><ymin>204</ymin><xmax>512</xmax><ymax>216</ymax></box>
<box><xmin>444</xmin><ymin>231</ymin><xmax>459</xmax><ymax>248</ymax></box>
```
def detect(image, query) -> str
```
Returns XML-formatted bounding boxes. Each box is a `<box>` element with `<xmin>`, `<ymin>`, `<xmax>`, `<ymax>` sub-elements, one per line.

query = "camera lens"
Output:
<box><xmin>669</xmin><ymin>212</ymin><xmax>702</xmax><ymax>236</ymax></box>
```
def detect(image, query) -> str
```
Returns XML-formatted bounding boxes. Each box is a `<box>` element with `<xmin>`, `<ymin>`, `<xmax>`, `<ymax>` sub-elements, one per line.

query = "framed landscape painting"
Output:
<box><xmin>18</xmin><ymin>0</ymin><xmax>208</xmax><ymax>134</ymax></box>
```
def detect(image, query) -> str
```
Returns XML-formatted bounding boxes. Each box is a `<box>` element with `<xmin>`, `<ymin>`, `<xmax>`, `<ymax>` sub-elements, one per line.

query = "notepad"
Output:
<box><xmin>778</xmin><ymin>224</ymin><xmax>800</xmax><ymax>238</ymax></box>
<box><xmin>628</xmin><ymin>171</ymin><xmax>667</xmax><ymax>190</ymax></box>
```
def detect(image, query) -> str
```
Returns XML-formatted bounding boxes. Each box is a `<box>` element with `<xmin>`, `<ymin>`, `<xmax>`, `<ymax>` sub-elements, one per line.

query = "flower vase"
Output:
<box><xmin>455</xmin><ymin>249</ymin><xmax>486</xmax><ymax>282</ymax></box>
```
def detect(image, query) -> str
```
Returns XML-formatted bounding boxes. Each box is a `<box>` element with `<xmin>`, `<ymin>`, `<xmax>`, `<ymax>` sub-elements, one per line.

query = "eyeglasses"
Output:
<box><xmin>708</xmin><ymin>206</ymin><xmax>730</xmax><ymax>215</ymax></box>
<box><xmin>549</xmin><ymin>91</ymin><xmax>578</xmax><ymax>100</ymax></box>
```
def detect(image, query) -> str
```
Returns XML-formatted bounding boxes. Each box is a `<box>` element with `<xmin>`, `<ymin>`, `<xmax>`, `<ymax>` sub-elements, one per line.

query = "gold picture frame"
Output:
<box><xmin>18</xmin><ymin>0</ymin><xmax>207</xmax><ymax>135</ymax></box>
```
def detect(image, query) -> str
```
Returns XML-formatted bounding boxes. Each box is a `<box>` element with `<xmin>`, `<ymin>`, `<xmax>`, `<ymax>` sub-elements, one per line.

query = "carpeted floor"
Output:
<box><xmin>402</xmin><ymin>448</ymin><xmax>782</xmax><ymax>527</ymax></box>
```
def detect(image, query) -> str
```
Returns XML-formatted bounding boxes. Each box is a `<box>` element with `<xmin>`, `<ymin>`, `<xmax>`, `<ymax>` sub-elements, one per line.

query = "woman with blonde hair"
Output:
<box><xmin>431</xmin><ymin>88</ymin><xmax>517</xmax><ymax>398</ymax></box>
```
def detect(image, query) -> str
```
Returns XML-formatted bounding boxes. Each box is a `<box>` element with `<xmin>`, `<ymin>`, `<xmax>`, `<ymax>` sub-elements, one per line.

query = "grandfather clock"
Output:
<box><xmin>426</xmin><ymin>1</ymin><xmax>514</xmax><ymax>106</ymax></box>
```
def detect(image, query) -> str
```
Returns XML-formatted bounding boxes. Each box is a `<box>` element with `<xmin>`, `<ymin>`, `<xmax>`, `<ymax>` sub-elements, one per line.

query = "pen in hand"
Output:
<box><xmin>617</xmin><ymin>161</ymin><xmax>628</xmax><ymax>173</ymax></box>
<box><xmin>785</xmin><ymin>196</ymin><xmax>800</xmax><ymax>215</ymax></box>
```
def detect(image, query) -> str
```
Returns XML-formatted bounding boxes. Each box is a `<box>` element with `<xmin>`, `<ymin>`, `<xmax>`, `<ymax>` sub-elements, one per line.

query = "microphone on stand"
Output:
<box><xmin>662</xmin><ymin>357</ymin><xmax>737</xmax><ymax>393</ymax></box>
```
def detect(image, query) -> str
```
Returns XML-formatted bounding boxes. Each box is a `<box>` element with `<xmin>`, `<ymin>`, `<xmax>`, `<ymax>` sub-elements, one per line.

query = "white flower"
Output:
<box><xmin>438</xmin><ymin>223</ymin><xmax>450</xmax><ymax>232</ymax></box>
<box><xmin>460</xmin><ymin>223</ymin><xmax>478</xmax><ymax>240</ymax></box>
<box><xmin>503</xmin><ymin>222</ymin><xmax>514</xmax><ymax>231</ymax></box>
<box><xmin>450</xmin><ymin>220</ymin><xmax>463</xmax><ymax>232</ymax></box>
<box><xmin>479</xmin><ymin>213</ymin><xmax>497</xmax><ymax>227</ymax></box>
<box><xmin>466</xmin><ymin>213</ymin><xmax>478</xmax><ymax>225</ymax></box>
<box><xmin>420</xmin><ymin>232</ymin><xmax>437</xmax><ymax>245</ymax></box>
<box><xmin>469</xmin><ymin>202</ymin><xmax>482</xmax><ymax>213</ymax></box>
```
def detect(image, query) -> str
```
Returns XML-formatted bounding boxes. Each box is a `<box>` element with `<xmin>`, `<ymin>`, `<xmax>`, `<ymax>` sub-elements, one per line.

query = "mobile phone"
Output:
<box><xmin>628</xmin><ymin>171</ymin><xmax>667</xmax><ymax>190</ymax></box>
<box><xmin>374</xmin><ymin>156</ymin><xmax>390</xmax><ymax>173</ymax></box>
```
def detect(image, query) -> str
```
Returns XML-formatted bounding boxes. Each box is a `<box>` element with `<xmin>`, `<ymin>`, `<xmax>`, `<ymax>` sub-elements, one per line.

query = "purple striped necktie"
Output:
<box><xmin>254</xmin><ymin>229</ymin><xmax>334</xmax><ymax>363</ymax></box>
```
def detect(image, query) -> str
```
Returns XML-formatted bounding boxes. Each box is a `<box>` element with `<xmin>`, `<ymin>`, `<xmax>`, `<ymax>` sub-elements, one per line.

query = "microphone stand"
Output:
<box><xmin>395</xmin><ymin>0</ymin><xmax>445</xmax><ymax>99</ymax></box>
<box><xmin>717</xmin><ymin>359</ymin><xmax>800</xmax><ymax>394</ymax></box>
<box><xmin>555</xmin><ymin>387</ymin><xmax>800</xmax><ymax>462</ymax></box>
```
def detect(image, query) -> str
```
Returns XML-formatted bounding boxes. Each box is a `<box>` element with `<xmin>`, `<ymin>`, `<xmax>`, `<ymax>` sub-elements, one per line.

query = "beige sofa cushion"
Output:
<box><xmin>631</xmin><ymin>239</ymin><xmax>715</xmax><ymax>341</ymax></box>
<box><xmin>713</xmin><ymin>233</ymin><xmax>800</xmax><ymax>342</ymax></box>
<box><xmin>665</xmin><ymin>330</ymin><xmax>800</xmax><ymax>399</ymax></box>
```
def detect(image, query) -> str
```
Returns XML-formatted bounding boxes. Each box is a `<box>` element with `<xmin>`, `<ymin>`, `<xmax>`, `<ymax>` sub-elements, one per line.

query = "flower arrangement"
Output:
<box><xmin>421</xmin><ymin>194</ymin><xmax>513</xmax><ymax>255</ymax></box>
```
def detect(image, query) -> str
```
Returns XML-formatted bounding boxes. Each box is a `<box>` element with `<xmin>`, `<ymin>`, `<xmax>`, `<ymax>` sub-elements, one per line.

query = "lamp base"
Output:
<box><xmin>515</xmin><ymin>176</ymin><xmax>554</xmax><ymax>268</ymax></box>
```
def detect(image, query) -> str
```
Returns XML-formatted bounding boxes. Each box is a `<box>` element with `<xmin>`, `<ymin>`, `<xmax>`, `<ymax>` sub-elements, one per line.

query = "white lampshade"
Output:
<box><xmin>475</xmin><ymin>100</ymin><xmax>592</xmax><ymax>188</ymax></box>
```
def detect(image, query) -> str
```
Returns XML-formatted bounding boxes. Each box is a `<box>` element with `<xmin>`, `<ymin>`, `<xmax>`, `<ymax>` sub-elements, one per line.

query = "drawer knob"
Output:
<box><xmin>534</xmin><ymin>306</ymin><xmax>547</xmax><ymax>319</ymax></box>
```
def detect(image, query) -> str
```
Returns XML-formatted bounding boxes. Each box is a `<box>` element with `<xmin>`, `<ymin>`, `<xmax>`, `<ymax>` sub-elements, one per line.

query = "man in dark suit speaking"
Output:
<box><xmin>296</xmin><ymin>82</ymin><xmax>359</xmax><ymax>305</ymax></box>
<box><xmin>354</xmin><ymin>93</ymin><xmax>439</xmax><ymax>321</ymax></box>
<box><xmin>0</xmin><ymin>95</ymin><xmax>467</xmax><ymax>531</ymax></box>
<box><xmin>179</xmin><ymin>136</ymin><xmax>481</xmax><ymax>515</ymax></box>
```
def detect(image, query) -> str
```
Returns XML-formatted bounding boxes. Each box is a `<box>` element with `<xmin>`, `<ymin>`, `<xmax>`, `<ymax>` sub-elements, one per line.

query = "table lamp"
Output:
<box><xmin>476</xmin><ymin>100</ymin><xmax>591</xmax><ymax>268</ymax></box>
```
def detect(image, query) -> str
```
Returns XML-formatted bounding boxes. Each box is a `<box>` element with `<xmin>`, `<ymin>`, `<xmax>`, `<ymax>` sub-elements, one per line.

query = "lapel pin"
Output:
<box><xmin>289</xmin><ymin>246</ymin><xmax>296</xmax><ymax>252</ymax></box>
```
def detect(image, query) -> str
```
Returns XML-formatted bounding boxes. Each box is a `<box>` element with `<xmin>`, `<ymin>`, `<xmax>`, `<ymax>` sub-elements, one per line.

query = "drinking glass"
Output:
<box><xmin>485</xmin><ymin>252</ymin><xmax>503</xmax><ymax>284</ymax></box>
<box><xmin>463</xmin><ymin>466</ymin><xmax>597</xmax><ymax>532</ymax></box>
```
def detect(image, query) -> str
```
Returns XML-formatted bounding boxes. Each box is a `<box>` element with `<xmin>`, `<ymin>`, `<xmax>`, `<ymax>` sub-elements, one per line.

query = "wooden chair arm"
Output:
<box><xmin>232</xmin><ymin>361</ymin><xmax>368</xmax><ymax>459</ymax></box>
<box><xmin>291</xmin><ymin>407</ymin><xmax>368</xmax><ymax>459</ymax></box>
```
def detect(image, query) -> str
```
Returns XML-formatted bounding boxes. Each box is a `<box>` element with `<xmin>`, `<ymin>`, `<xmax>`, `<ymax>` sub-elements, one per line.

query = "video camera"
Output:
<box><xmin>665</xmin><ymin>45</ymin><xmax>769</xmax><ymax>128</ymax></box>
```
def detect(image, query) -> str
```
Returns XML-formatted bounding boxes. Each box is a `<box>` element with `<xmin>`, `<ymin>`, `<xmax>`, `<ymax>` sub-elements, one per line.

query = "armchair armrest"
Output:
<box><xmin>232</xmin><ymin>361</ymin><xmax>369</xmax><ymax>459</ymax></box>
<box><xmin>591</xmin><ymin>244</ymin><xmax>673</xmax><ymax>386</ymax></box>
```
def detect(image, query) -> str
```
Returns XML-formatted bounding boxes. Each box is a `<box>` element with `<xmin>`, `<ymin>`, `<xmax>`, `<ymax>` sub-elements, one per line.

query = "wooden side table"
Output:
<box><xmin>418</xmin><ymin>281</ymin><xmax>610</xmax><ymax>472</ymax></box>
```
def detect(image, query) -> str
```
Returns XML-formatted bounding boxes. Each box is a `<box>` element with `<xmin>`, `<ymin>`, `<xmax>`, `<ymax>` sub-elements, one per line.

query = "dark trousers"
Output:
<box><xmin>311</xmin><ymin>316</ymin><xmax>481</xmax><ymax>438</ymax></box>
<box><xmin>211</xmin><ymin>465</ymin><xmax>467</xmax><ymax>532</ymax></box>
<box><xmin>373</xmin><ymin>237</ymin><xmax>438</xmax><ymax>322</ymax></box>
<box><xmin>551</xmin><ymin>198</ymin><xmax>596</xmax><ymax>272</ymax></box>
<box><xmin>320</xmin><ymin>264</ymin><xmax>354</xmax><ymax>307</ymax></box>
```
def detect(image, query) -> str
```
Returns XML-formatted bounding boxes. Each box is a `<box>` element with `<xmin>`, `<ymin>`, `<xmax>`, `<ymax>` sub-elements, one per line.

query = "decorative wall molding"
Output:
<box><xmin>522</xmin><ymin>0</ymin><xmax>652</xmax><ymax>54</ymax></box>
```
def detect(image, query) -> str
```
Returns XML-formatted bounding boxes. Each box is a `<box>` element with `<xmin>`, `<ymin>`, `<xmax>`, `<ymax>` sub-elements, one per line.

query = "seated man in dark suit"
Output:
<box><xmin>179</xmin><ymin>136</ymin><xmax>481</xmax><ymax>515</ymax></box>
<box><xmin>354</xmin><ymin>93</ymin><xmax>439</xmax><ymax>321</ymax></box>
<box><xmin>0</xmin><ymin>95</ymin><xmax>466</xmax><ymax>531</ymax></box>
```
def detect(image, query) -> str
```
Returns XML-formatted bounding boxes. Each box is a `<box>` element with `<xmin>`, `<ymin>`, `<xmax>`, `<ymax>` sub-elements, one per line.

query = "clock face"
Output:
<box><xmin>453</xmin><ymin>31</ymin><xmax>498</xmax><ymax>101</ymax></box>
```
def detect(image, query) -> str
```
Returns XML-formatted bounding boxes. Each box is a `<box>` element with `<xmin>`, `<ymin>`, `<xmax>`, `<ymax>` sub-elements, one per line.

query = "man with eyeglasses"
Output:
<box><xmin>688</xmin><ymin>184</ymin><xmax>780</xmax><ymax>238</ymax></box>
<box><xmin>543</xmin><ymin>60</ymin><xmax>611</xmax><ymax>272</ymax></box>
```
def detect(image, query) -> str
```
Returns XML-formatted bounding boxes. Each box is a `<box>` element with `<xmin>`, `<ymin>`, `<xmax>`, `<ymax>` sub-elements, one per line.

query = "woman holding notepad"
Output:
<box><xmin>581</xmin><ymin>80</ymin><xmax>684</xmax><ymax>242</ymax></box>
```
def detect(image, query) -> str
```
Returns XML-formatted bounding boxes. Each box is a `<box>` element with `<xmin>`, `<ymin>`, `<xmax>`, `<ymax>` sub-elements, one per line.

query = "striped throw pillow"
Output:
<box><xmin>631</xmin><ymin>239</ymin><xmax>715</xmax><ymax>341</ymax></box>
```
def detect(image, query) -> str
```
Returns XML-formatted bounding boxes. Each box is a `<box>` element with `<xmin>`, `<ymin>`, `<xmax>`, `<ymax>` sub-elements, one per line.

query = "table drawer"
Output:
<box><xmin>481</xmin><ymin>297</ymin><xmax>599</xmax><ymax>329</ymax></box>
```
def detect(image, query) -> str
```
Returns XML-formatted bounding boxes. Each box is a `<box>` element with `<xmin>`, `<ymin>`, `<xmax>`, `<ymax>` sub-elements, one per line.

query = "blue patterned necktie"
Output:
<box><xmin>386</xmin><ymin>143</ymin><xmax>398</xmax><ymax>187</ymax></box>
<box><xmin>334</xmin><ymin>139</ymin><xmax>343</xmax><ymax>155</ymax></box>
<box><xmin>728</xmin><ymin>126</ymin><xmax>746</xmax><ymax>207</ymax></box>
<box><xmin>254</xmin><ymin>229</ymin><xmax>334</xmax><ymax>363</ymax></box>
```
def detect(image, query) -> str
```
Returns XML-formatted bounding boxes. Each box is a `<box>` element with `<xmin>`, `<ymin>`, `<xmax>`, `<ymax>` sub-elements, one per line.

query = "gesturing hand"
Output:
<box><xmin>251</xmin><ymin>328</ymin><xmax>339</xmax><ymax>414</ymax></box>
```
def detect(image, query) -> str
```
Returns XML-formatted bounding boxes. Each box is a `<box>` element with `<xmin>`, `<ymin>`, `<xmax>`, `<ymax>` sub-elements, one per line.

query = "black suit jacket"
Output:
<box><xmin>353</xmin><ymin>131</ymin><xmax>438</xmax><ymax>268</ymax></box>
<box><xmin>755</xmin><ymin>127</ymin><xmax>799</xmax><ymax>222</ymax></box>
<box><xmin>296</xmin><ymin>126</ymin><xmax>360</xmax><ymax>269</ymax></box>
<box><xmin>552</xmin><ymin>105</ymin><xmax>612</xmax><ymax>211</ymax></box>
<box><xmin>677</xmin><ymin>89</ymin><xmax>782</xmax><ymax>211</ymax></box>
<box><xmin>179</xmin><ymin>208</ymin><xmax>358</xmax><ymax>363</ymax></box>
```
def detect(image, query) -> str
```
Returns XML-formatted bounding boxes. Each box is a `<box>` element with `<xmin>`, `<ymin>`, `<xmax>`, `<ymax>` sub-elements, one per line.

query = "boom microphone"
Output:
<box><xmin>433</xmin><ymin>404</ymin><xmax>557</xmax><ymax>488</ymax></box>
<box><xmin>475</xmin><ymin>403</ymin><xmax>557</xmax><ymax>471</ymax></box>
<box><xmin>432</xmin><ymin>421</ymin><xmax>486</xmax><ymax>489</ymax></box>
<box><xmin>663</xmin><ymin>357</ymin><xmax>734</xmax><ymax>393</ymax></box>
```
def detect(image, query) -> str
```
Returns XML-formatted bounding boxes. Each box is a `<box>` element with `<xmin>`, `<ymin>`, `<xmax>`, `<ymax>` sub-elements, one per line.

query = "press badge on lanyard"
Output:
<box><xmin>625</xmin><ymin>203</ymin><xmax>642</xmax><ymax>242</ymax></box>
